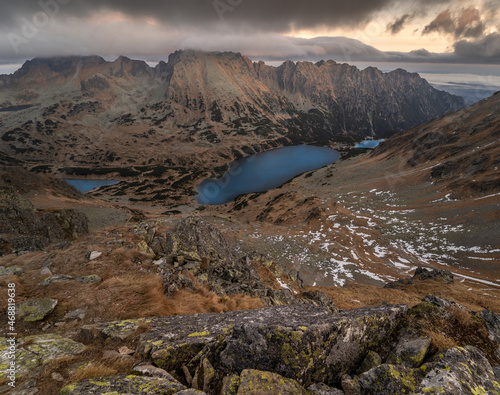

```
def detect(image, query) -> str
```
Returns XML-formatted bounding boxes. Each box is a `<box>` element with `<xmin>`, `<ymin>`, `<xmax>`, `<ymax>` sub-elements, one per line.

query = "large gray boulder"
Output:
<box><xmin>60</xmin><ymin>373</ymin><xmax>190</xmax><ymax>394</ymax></box>
<box><xmin>236</xmin><ymin>369</ymin><xmax>309</xmax><ymax>394</ymax></box>
<box><xmin>83</xmin><ymin>304</ymin><xmax>407</xmax><ymax>391</ymax></box>
<box><xmin>415</xmin><ymin>346</ymin><xmax>500</xmax><ymax>394</ymax></box>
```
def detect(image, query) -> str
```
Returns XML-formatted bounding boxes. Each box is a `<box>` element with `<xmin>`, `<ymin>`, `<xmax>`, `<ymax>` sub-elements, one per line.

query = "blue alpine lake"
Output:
<box><xmin>64</xmin><ymin>179</ymin><xmax>120</xmax><ymax>193</ymax></box>
<box><xmin>355</xmin><ymin>139</ymin><xmax>385</xmax><ymax>149</ymax></box>
<box><xmin>196</xmin><ymin>145</ymin><xmax>340</xmax><ymax>205</ymax></box>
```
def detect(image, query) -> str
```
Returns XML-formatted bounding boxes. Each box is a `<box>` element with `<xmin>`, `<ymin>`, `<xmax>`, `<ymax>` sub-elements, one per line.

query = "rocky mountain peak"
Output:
<box><xmin>13</xmin><ymin>56</ymin><xmax>106</xmax><ymax>79</ymax></box>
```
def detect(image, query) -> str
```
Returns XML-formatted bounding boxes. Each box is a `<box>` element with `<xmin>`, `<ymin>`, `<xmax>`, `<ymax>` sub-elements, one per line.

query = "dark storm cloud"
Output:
<box><xmin>386</xmin><ymin>14</ymin><xmax>413</xmax><ymax>35</ymax></box>
<box><xmin>423</xmin><ymin>7</ymin><xmax>486</xmax><ymax>39</ymax></box>
<box><xmin>454</xmin><ymin>33</ymin><xmax>500</xmax><ymax>58</ymax></box>
<box><xmin>0</xmin><ymin>0</ymin><xmax>393</xmax><ymax>32</ymax></box>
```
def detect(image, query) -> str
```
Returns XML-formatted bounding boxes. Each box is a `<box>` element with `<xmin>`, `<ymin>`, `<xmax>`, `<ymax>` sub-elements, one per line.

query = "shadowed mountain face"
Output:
<box><xmin>372</xmin><ymin>91</ymin><xmax>500</xmax><ymax>196</ymax></box>
<box><xmin>0</xmin><ymin>51</ymin><xmax>464</xmax><ymax>171</ymax></box>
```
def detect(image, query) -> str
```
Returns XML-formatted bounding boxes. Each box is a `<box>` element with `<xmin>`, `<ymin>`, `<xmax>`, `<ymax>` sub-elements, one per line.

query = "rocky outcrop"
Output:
<box><xmin>4</xmin><ymin>291</ymin><xmax>497</xmax><ymax>394</ymax></box>
<box><xmin>80</xmin><ymin>74</ymin><xmax>110</xmax><ymax>92</ymax></box>
<box><xmin>384</xmin><ymin>267</ymin><xmax>454</xmax><ymax>289</ymax></box>
<box><xmin>81</xmin><ymin>304</ymin><xmax>407</xmax><ymax>393</ymax></box>
<box><xmin>0</xmin><ymin>187</ymin><xmax>88</xmax><ymax>255</ymax></box>
<box><xmin>72</xmin><ymin>298</ymin><xmax>500</xmax><ymax>394</ymax></box>
<box><xmin>137</xmin><ymin>217</ymin><xmax>336</xmax><ymax>310</ymax></box>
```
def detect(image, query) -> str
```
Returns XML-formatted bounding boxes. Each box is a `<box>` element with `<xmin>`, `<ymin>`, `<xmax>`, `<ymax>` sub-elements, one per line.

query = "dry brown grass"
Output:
<box><xmin>424</xmin><ymin>328</ymin><xmax>457</xmax><ymax>352</ymax></box>
<box><xmin>67</xmin><ymin>362</ymin><xmax>117</xmax><ymax>384</ymax></box>
<box><xmin>310</xmin><ymin>280</ymin><xmax>500</xmax><ymax>313</ymax></box>
<box><xmin>169</xmin><ymin>287</ymin><xmax>265</xmax><ymax>315</ymax></box>
<box><xmin>254</xmin><ymin>263</ymin><xmax>280</xmax><ymax>290</ymax></box>
<box><xmin>409</xmin><ymin>304</ymin><xmax>499</xmax><ymax>364</ymax></box>
<box><xmin>312</xmin><ymin>283</ymin><xmax>419</xmax><ymax>310</ymax></box>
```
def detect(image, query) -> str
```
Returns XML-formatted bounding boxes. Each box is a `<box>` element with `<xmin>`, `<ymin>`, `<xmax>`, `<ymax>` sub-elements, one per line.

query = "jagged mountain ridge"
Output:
<box><xmin>0</xmin><ymin>51</ymin><xmax>464</xmax><ymax>171</ymax></box>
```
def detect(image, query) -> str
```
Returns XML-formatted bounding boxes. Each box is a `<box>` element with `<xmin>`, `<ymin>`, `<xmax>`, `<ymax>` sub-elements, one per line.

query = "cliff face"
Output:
<box><xmin>254</xmin><ymin>60</ymin><xmax>465</xmax><ymax>137</ymax></box>
<box><xmin>0</xmin><ymin>51</ymin><xmax>464</xmax><ymax>171</ymax></box>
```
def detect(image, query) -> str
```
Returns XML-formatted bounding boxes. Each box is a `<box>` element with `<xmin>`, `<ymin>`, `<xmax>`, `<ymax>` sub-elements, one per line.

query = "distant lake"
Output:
<box><xmin>64</xmin><ymin>179</ymin><xmax>120</xmax><ymax>193</ymax></box>
<box><xmin>196</xmin><ymin>145</ymin><xmax>340</xmax><ymax>205</ymax></box>
<box><xmin>355</xmin><ymin>140</ymin><xmax>385</xmax><ymax>149</ymax></box>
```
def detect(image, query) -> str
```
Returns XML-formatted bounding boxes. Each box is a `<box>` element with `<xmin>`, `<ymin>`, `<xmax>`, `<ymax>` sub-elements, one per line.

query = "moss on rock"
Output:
<box><xmin>60</xmin><ymin>373</ymin><xmax>186</xmax><ymax>394</ymax></box>
<box><xmin>16</xmin><ymin>298</ymin><xmax>58</xmax><ymax>321</ymax></box>
<box><xmin>236</xmin><ymin>369</ymin><xmax>309</xmax><ymax>394</ymax></box>
<box><xmin>0</xmin><ymin>334</ymin><xmax>86</xmax><ymax>380</ymax></box>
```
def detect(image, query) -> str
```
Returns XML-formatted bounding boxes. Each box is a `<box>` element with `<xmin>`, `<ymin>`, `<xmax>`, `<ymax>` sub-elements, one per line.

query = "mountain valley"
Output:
<box><xmin>0</xmin><ymin>52</ymin><xmax>499</xmax><ymax>394</ymax></box>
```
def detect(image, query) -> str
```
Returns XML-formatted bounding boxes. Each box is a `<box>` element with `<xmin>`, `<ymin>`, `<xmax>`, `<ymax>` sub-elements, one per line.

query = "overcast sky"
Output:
<box><xmin>0</xmin><ymin>0</ymin><xmax>499</xmax><ymax>67</ymax></box>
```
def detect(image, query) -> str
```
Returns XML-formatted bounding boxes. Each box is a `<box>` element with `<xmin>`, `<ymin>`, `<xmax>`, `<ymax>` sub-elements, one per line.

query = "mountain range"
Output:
<box><xmin>0</xmin><ymin>51</ymin><xmax>464</xmax><ymax>172</ymax></box>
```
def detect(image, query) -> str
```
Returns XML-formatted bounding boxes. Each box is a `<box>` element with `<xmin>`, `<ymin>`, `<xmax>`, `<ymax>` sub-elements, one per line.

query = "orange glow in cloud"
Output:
<box><xmin>287</xmin><ymin>21</ymin><xmax>453</xmax><ymax>54</ymax></box>
<box><xmin>89</xmin><ymin>11</ymin><xmax>157</xmax><ymax>26</ymax></box>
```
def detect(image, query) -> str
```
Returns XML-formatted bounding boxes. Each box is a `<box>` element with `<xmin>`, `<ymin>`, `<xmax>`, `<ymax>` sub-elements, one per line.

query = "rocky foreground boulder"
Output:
<box><xmin>2</xmin><ymin>297</ymin><xmax>499</xmax><ymax>394</ymax></box>
<box><xmin>53</xmin><ymin>300</ymin><xmax>500</xmax><ymax>394</ymax></box>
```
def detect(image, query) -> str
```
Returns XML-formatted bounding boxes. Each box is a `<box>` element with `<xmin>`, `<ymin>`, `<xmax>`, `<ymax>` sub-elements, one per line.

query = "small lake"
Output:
<box><xmin>196</xmin><ymin>145</ymin><xmax>340</xmax><ymax>205</ymax></box>
<box><xmin>355</xmin><ymin>139</ymin><xmax>384</xmax><ymax>149</ymax></box>
<box><xmin>64</xmin><ymin>179</ymin><xmax>120</xmax><ymax>193</ymax></box>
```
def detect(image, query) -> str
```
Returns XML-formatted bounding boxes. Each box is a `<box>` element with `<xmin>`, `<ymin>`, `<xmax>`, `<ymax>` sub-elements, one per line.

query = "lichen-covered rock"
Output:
<box><xmin>142</xmin><ymin>217</ymin><xmax>280</xmax><ymax>300</ymax></box>
<box><xmin>191</xmin><ymin>357</ymin><xmax>218</xmax><ymax>393</ymax></box>
<box><xmin>159</xmin><ymin>216</ymin><xmax>235</xmax><ymax>262</ymax></box>
<box><xmin>386</xmin><ymin>332</ymin><xmax>431</xmax><ymax>368</ymax></box>
<box><xmin>413</xmin><ymin>267</ymin><xmax>454</xmax><ymax>283</ymax></box>
<box><xmin>356</xmin><ymin>364</ymin><xmax>423</xmax><ymax>394</ymax></box>
<box><xmin>478</xmin><ymin>310</ymin><xmax>500</xmax><ymax>343</ymax></box>
<box><xmin>308</xmin><ymin>382</ymin><xmax>345</xmax><ymax>394</ymax></box>
<box><xmin>0</xmin><ymin>334</ymin><xmax>86</xmax><ymax>380</ymax></box>
<box><xmin>356</xmin><ymin>351</ymin><xmax>382</xmax><ymax>375</ymax></box>
<box><xmin>76</xmin><ymin>274</ymin><xmax>102</xmax><ymax>284</ymax></box>
<box><xmin>265</xmin><ymin>288</ymin><xmax>296</xmax><ymax>306</ymax></box>
<box><xmin>422</xmin><ymin>294</ymin><xmax>466</xmax><ymax>310</ymax></box>
<box><xmin>81</xmin><ymin>317</ymin><xmax>154</xmax><ymax>341</ymax></box>
<box><xmin>81</xmin><ymin>304</ymin><xmax>407</xmax><ymax>390</ymax></box>
<box><xmin>289</xmin><ymin>269</ymin><xmax>304</xmax><ymax>288</ymax></box>
<box><xmin>300</xmin><ymin>290</ymin><xmax>338</xmax><ymax>313</ymax></box>
<box><xmin>221</xmin><ymin>374</ymin><xmax>240</xmax><ymax>395</ymax></box>
<box><xmin>0</xmin><ymin>266</ymin><xmax>24</xmax><ymax>276</ymax></box>
<box><xmin>236</xmin><ymin>369</ymin><xmax>309</xmax><ymax>394</ymax></box>
<box><xmin>340</xmin><ymin>345</ymin><xmax>500</xmax><ymax>394</ymax></box>
<box><xmin>39</xmin><ymin>274</ymin><xmax>74</xmax><ymax>286</ymax></box>
<box><xmin>59</xmin><ymin>373</ymin><xmax>187</xmax><ymax>394</ymax></box>
<box><xmin>415</xmin><ymin>346</ymin><xmax>500</xmax><ymax>394</ymax></box>
<box><xmin>132</xmin><ymin>363</ymin><xmax>177</xmax><ymax>380</ymax></box>
<box><xmin>16</xmin><ymin>298</ymin><xmax>58</xmax><ymax>321</ymax></box>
